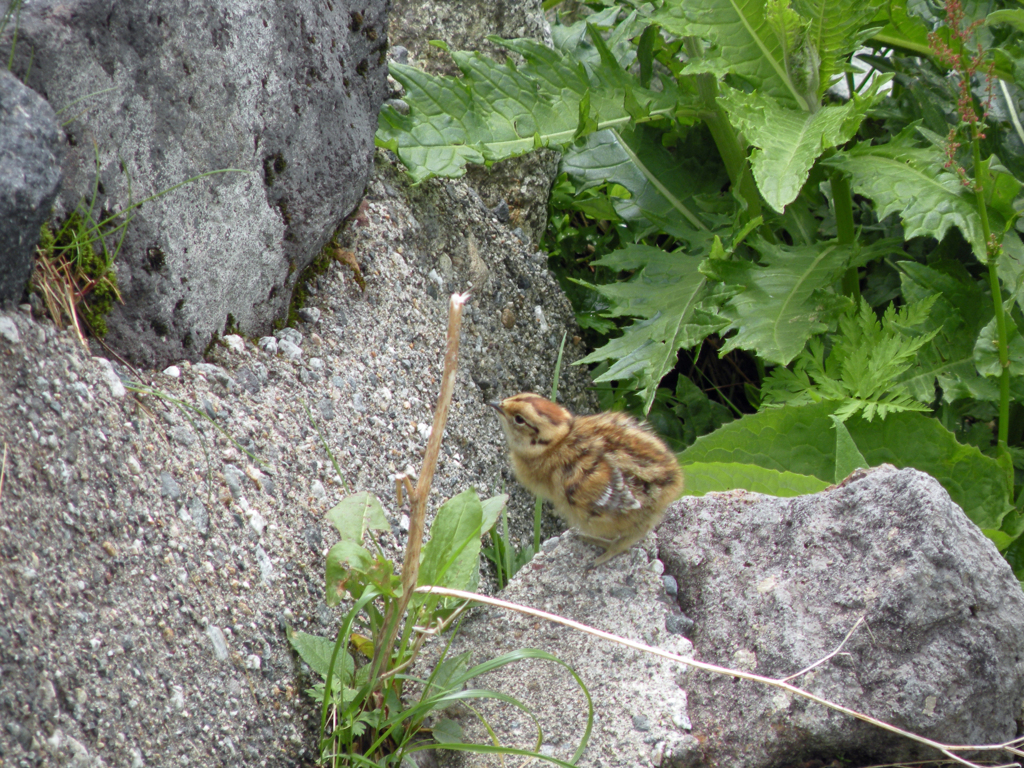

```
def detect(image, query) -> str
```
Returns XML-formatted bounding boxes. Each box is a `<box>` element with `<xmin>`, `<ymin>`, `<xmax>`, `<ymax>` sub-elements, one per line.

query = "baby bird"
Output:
<box><xmin>489</xmin><ymin>393</ymin><xmax>684</xmax><ymax>566</ymax></box>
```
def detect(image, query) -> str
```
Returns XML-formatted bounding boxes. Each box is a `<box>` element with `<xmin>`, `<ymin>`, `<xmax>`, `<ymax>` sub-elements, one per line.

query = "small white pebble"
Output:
<box><xmin>162</xmin><ymin>365</ymin><xmax>181</xmax><ymax>378</ymax></box>
<box><xmin>533</xmin><ymin>305</ymin><xmax>548</xmax><ymax>333</ymax></box>
<box><xmin>222</xmin><ymin>335</ymin><xmax>245</xmax><ymax>353</ymax></box>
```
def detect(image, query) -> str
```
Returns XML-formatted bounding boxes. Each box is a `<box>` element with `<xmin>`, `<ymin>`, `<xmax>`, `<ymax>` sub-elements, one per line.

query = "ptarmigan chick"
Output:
<box><xmin>489</xmin><ymin>393</ymin><xmax>684</xmax><ymax>566</ymax></box>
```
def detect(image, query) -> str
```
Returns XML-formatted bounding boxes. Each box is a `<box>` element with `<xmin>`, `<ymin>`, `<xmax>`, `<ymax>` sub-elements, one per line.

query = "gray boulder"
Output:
<box><xmin>659</xmin><ymin>465</ymin><xmax>1024</xmax><ymax>767</ymax></box>
<box><xmin>0</xmin><ymin>70</ymin><xmax>62</xmax><ymax>305</ymax></box>
<box><xmin>2</xmin><ymin>0</ymin><xmax>389</xmax><ymax>367</ymax></box>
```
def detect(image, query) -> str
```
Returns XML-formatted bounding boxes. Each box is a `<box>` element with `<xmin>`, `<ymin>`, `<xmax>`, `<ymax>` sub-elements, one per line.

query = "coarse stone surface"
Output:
<box><xmin>0</xmin><ymin>69</ymin><xmax>62</xmax><ymax>304</ymax></box>
<box><xmin>657</xmin><ymin>465</ymin><xmax>1024</xmax><ymax>768</ymax></box>
<box><xmin>424</xmin><ymin>533</ymin><xmax>695</xmax><ymax>768</ymax></box>
<box><xmin>0</xmin><ymin>151</ymin><xmax>596</xmax><ymax>768</ymax></box>
<box><xmin>1</xmin><ymin>0</ymin><xmax>390</xmax><ymax>367</ymax></box>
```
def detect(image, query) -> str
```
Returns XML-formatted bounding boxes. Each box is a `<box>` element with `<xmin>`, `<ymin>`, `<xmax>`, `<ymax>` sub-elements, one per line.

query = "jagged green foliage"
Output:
<box><xmin>760</xmin><ymin>297</ymin><xmax>939</xmax><ymax>420</ymax></box>
<box><xmin>379</xmin><ymin>0</ymin><xmax>1024</xmax><ymax>581</ymax></box>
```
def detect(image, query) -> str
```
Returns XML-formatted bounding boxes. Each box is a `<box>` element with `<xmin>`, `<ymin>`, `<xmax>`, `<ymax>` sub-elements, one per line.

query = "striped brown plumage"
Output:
<box><xmin>489</xmin><ymin>393</ymin><xmax>684</xmax><ymax>566</ymax></box>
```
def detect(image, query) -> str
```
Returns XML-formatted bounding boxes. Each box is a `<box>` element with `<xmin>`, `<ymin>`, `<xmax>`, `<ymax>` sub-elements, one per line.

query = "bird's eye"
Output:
<box><xmin>513</xmin><ymin>415</ymin><xmax>526</xmax><ymax>425</ymax></box>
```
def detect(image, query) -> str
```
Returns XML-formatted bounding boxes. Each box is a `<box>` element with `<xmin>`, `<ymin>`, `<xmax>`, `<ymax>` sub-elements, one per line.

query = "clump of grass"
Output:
<box><xmin>32</xmin><ymin>149</ymin><xmax>243</xmax><ymax>344</ymax></box>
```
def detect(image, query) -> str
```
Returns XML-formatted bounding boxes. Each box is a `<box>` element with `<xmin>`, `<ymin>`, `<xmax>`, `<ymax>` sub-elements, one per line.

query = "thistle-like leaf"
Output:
<box><xmin>701</xmin><ymin>239</ymin><xmax>854</xmax><ymax>365</ymax></box>
<box><xmin>377</xmin><ymin>30</ymin><xmax>687</xmax><ymax>182</ymax></box>
<box><xmin>575</xmin><ymin>245</ymin><xmax>731</xmax><ymax>413</ymax></box>
<box><xmin>824</xmin><ymin>125</ymin><xmax>990</xmax><ymax>262</ymax></box>
<box><xmin>719</xmin><ymin>75</ymin><xmax>890</xmax><ymax>212</ymax></box>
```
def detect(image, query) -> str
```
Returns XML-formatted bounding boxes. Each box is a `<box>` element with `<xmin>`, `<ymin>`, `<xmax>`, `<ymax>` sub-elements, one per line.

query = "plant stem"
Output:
<box><xmin>970</xmin><ymin>126</ymin><xmax>1010</xmax><ymax>455</ymax></box>
<box><xmin>682</xmin><ymin>38</ymin><xmax>765</xmax><ymax>230</ymax></box>
<box><xmin>830</xmin><ymin>169</ymin><xmax>860</xmax><ymax>302</ymax></box>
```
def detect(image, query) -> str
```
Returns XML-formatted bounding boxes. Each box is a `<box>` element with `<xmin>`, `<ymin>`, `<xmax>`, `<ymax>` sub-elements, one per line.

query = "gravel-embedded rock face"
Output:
<box><xmin>0</xmin><ymin>70</ymin><xmax>63</xmax><ymax>304</ymax></box>
<box><xmin>424</xmin><ymin>534</ymin><xmax>697</xmax><ymax>768</ymax></box>
<box><xmin>0</xmin><ymin>152</ymin><xmax>596</xmax><ymax>768</ymax></box>
<box><xmin>658</xmin><ymin>466</ymin><xmax>1024</xmax><ymax>768</ymax></box>
<box><xmin>2</xmin><ymin>0</ymin><xmax>390</xmax><ymax>367</ymax></box>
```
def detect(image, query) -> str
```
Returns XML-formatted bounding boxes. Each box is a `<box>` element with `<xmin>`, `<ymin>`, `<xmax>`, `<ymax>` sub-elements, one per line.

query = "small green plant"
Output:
<box><xmin>289</xmin><ymin>295</ymin><xmax>593</xmax><ymax>766</ymax></box>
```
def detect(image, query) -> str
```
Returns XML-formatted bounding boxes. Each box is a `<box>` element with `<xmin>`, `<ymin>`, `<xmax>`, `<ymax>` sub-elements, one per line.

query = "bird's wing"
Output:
<box><xmin>591</xmin><ymin>466</ymin><xmax>643</xmax><ymax>513</ymax></box>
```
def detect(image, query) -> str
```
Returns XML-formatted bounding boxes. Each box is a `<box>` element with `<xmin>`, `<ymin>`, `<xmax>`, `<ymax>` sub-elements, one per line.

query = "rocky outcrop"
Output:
<box><xmin>1</xmin><ymin>0</ymin><xmax>390</xmax><ymax>367</ymax></box>
<box><xmin>429</xmin><ymin>467</ymin><xmax>1024</xmax><ymax>768</ymax></box>
<box><xmin>660</xmin><ymin>466</ymin><xmax>1024</xmax><ymax>767</ymax></box>
<box><xmin>0</xmin><ymin>70</ymin><xmax>62</xmax><ymax>304</ymax></box>
<box><xmin>0</xmin><ymin>152</ymin><xmax>596</xmax><ymax>768</ymax></box>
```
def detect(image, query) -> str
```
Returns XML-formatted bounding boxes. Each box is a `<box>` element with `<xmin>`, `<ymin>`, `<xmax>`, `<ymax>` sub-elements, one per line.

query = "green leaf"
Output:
<box><xmin>431</xmin><ymin>719</ymin><xmax>464</xmax><ymax>744</ymax></box>
<box><xmin>831</xmin><ymin>415</ymin><xmax>868</xmax><ymax>482</ymax></box>
<box><xmin>575</xmin><ymin>246</ymin><xmax>730</xmax><ymax>412</ymax></box>
<box><xmin>418</xmin><ymin>488</ymin><xmax>485</xmax><ymax>591</ymax></box>
<box><xmin>560</xmin><ymin>125</ymin><xmax>725</xmax><ymax>236</ymax></box>
<box><xmin>703</xmin><ymin>239</ymin><xmax>854</xmax><ymax>365</ymax></box>
<box><xmin>793</xmin><ymin>0</ymin><xmax>883</xmax><ymax>93</ymax></box>
<box><xmin>974</xmin><ymin>314</ymin><xmax>1024</xmax><ymax>377</ymax></box>
<box><xmin>325</xmin><ymin>542</ymin><xmax>398</xmax><ymax>605</ymax></box>
<box><xmin>480</xmin><ymin>493</ymin><xmax>508</xmax><ymax>534</ymax></box>
<box><xmin>651</xmin><ymin>0</ymin><xmax>811</xmax><ymax>108</ymax></box>
<box><xmin>719</xmin><ymin>76</ymin><xmax>890</xmax><ymax>212</ymax></box>
<box><xmin>287</xmin><ymin>628</ymin><xmax>354</xmax><ymax>682</ymax></box>
<box><xmin>762</xmin><ymin>298</ymin><xmax>938</xmax><ymax>420</ymax></box>
<box><xmin>679</xmin><ymin>402</ymin><xmax>1012</xmax><ymax>529</ymax></box>
<box><xmin>680</xmin><ymin>461</ymin><xmax>830</xmax><ymax>496</ymax></box>
<box><xmin>679</xmin><ymin>401</ymin><xmax>841</xmax><ymax>479</ymax></box>
<box><xmin>985</xmin><ymin>9</ymin><xmax>1024</xmax><ymax>34</ymax></box>
<box><xmin>845</xmin><ymin>411</ymin><xmax>1012</xmax><ymax>530</ymax></box>
<box><xmin>326</xmin><ymin>491</ymin><xmax>390</xmax><ymax>545</ymax></box>
<box><xmin>376</xmin><ymin>31</ymin><xmax>686</xmax><ymax>182</ymax></box>
<box><xmin>824</xmin><ymin>126</ymin><xmax>990</xmax><ymax>262</ymax></box>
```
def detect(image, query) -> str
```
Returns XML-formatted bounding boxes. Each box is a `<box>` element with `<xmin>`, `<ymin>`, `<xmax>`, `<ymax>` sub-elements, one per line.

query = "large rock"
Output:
<box><xmin>0</xmin><ymin>70</ymin><xmax>62</xmax><ymax>305</ymax></box>
<box><xmin>1</xmin><ymin>0</ymin><xmax>390</xmax><ymax>367</ymax></box>
<box><xmin>659</xmin><ymin>466</ymin><xmax>1024</xmax><ymax>768</ymax></box>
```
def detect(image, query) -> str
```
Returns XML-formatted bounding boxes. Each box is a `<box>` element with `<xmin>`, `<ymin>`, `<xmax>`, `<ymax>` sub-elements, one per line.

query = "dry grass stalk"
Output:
<box><xmin>372</xmin><ymin>292</ymin><xmax>471</xmax><ymax>680</ymax></box>
<box><xmin>416</xmin><ymin>586</ymin><xmax>1024</xmax><ymax>768</ymax></box>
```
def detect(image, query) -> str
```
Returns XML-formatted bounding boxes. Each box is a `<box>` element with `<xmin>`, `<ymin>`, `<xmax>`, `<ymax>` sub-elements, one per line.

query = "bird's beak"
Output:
<box><xmin>486</xmin><ymin>401</ymin><xmax>504</xmax><ymax>415</ymax></box>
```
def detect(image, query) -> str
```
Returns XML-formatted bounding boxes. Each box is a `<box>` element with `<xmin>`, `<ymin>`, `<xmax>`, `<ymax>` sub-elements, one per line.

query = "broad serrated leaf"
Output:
<box><xmin>680</xmin><ymin>461</ymin><xmax>830</xmax><ymax>496</ymax></box>
<box><xmin>560</xmin><ymin>125</ymin><xmax>724</xmax><ymax>236</ymax></box>
<box><xmin>794</xmin><ymin>0</ymin><xmax>883</xmax><ymax>92</ymax></box>
<box><xmin>576</xmin><ymin>248</ymin><xmax>729</xmax><ymax>412</ymax></box>
<box><xmin>720</xmin><ymin>76</ymin><xmax>890</xmax><ymax>212</ymax></box>
<box><xmin>651</xmin><ymin>0</ymin><xmax>811</xmax><ymax>108</ymax></box>
<box><xmin>377</xmin><ymin>33</ymin><xmax>686</xmax><ymax>182</ymax></box>
<box><xmin>824</xmin><ymin>126</ymin><xmax>989</xmax><ymax>261</ymax></box>
<box><xmin>896</xmin><ymin>261</ymin><xmax>994</xmax><ymax>402</ymax></box>
<box><xmin>326</xmin><ymin>491</ymin><xmax>390</xmax><ymax>545</ymax></box>
<box><xmin>703</xmin><ymin>240</ymin><xmax>853</xmax><ymax>365</ymax></box>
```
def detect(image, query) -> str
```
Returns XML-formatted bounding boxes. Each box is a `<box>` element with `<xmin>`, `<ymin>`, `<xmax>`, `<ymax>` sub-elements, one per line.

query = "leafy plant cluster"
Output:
<box><xmin>288</xmin><ymin>489</ymin><xmax>593</xmax><ymax>766</ymax></box>
<box><xmin>376</xmin><ymin>0</ymin><xmax>1024</xmax><ymax>580</ymax></box>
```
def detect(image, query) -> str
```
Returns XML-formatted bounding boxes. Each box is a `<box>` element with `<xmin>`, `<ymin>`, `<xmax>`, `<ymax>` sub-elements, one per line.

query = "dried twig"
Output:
<box><xmin>0</xmin><ymin>443</ymin><xmax>7</xmax><ymax>503</ymax></box>
<box><xmin>372</xmin><ymin>292</ymin><xmax>470</xmax><ymax>681</ymax></box>
<box><xmin>415</xmin><ymin>586</ymin><xmax>1023</xmax><ymax>768</ymax></box>
<box><xmin>781</xmin><ymin>615</ymin><xmax>864</xmax><ymax>683</ymax></box>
